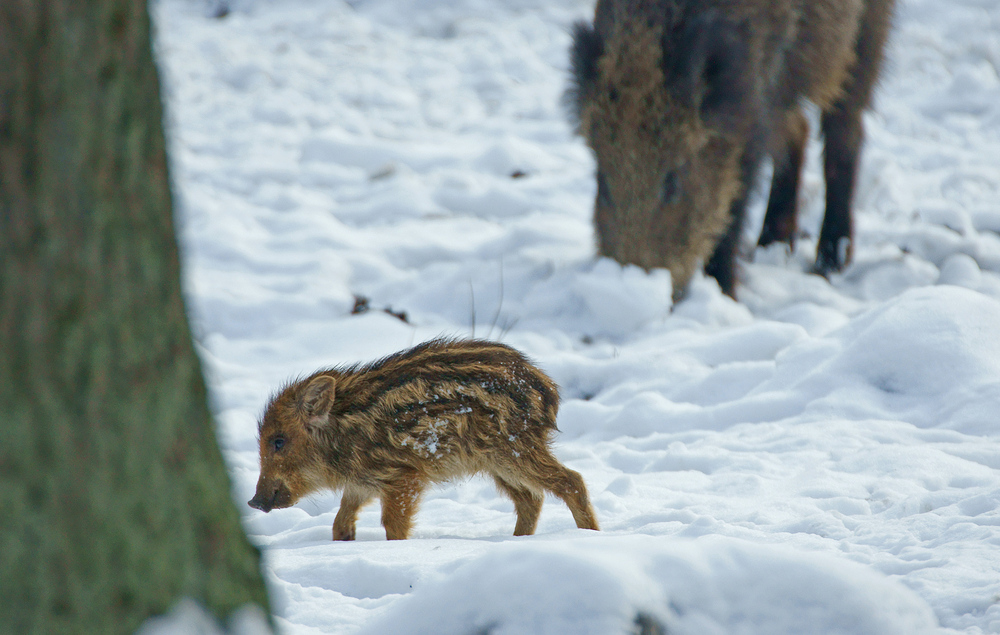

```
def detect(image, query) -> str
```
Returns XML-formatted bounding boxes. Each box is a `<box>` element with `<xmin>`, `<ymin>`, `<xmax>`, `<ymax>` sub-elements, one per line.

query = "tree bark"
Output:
<box><xmin>0</xmin><ymin>1</ymin><xmax>270</xmax><ymax>632</ymax></box>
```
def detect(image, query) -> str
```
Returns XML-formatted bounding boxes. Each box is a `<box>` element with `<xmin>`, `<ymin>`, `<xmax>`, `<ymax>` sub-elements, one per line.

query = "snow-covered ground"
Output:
<box><xmin>153</xmin><ymin>0</ymin><xmax>1000</xmax><ymax>632</ymax></box>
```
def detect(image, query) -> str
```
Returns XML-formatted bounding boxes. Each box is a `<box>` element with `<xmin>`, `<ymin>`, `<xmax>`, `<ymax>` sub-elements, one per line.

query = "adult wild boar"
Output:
<box><xmin>568</xmin><ymin>0</ymin><xmax>895</xmax><ymax>298</ymax></box>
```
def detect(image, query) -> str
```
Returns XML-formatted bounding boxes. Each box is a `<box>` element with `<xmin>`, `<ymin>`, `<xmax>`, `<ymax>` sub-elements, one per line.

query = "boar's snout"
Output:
<box><xmin>248</xmin><ymin>480</ymin><xmax>292</xmax><ymax>513</ymax></box>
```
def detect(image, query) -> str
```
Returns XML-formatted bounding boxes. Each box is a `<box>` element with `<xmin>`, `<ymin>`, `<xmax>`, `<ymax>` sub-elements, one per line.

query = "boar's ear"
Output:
<box><xmin>668</xmin><ymin>11</ymin><xmax>751</xmax><ymax>128</ymax></box>
<box><xmin>300</xmin><ymin>375</ymin><xmax>336</xmax><ymax>422</ymax></box>
<box><xmin>571</xmin><ymin>21</ymin><xmax>603</xmax><ymax>89</ymax></box>
<box><xmin>566</xmin><ymin>21</ymin><xmax>604</xmax><ymax>122</ymax></box>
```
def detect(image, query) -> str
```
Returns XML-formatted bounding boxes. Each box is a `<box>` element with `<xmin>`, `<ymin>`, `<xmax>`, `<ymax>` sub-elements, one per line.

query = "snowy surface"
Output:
<box><xmin>153</xmin><ymin>0</ymin><xmax>1000</xmax><ymax>632</ymax></box>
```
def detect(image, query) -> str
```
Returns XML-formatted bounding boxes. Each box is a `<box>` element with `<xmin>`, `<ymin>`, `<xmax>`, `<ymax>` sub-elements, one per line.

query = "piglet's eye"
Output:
<box><xmin>272</xmin><ymin>436</ymin><xmax>286</xmax><ymax>452</ymax></box>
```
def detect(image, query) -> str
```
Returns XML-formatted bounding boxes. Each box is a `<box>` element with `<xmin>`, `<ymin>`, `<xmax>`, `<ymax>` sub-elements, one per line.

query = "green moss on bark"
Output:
<box><xmin>0</xmin><ymin>2</ymin><xmax>270</xmax><ymax>632</ymax></box>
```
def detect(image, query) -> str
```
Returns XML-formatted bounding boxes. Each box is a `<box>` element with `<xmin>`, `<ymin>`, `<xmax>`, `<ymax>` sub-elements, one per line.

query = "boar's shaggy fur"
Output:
<box><xmin>568</xmin><ymin>0</ymin><xmax>895</xmax><ymax>298</ymax></box>
<box><xmin>248</xmin><ymin>338</ymin><xmax>600</xmax><ymax>540</ymax></box>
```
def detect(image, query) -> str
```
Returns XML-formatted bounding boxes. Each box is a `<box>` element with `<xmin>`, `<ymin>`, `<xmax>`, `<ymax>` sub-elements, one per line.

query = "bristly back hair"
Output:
<box><xmin>257</xmin><ymin>337</ymin><xmax>553</xmax><ymax>433</ymax></box>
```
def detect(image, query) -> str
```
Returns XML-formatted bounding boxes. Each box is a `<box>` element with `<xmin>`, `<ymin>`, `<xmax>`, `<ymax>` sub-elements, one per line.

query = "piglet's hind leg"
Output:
<box><xmin>532</xmin><ymin>452</ymin><xmax>600</xmax><ymax>531</ymax></box>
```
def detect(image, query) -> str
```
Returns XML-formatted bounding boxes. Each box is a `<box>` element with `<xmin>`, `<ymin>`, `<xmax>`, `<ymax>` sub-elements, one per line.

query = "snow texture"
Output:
<box><xmin>358</xmin><ymin>536</ymin><xmax>940</xmax><ymax>635</ymax></box>
<box><xmin>152</xmin><ymin>0</ymin><xmax>1000</xmax><ymax>632</ymax></box>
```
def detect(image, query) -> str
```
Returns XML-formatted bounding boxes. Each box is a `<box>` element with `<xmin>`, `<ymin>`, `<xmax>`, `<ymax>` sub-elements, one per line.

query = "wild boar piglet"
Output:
<box><xmin>248</xmin><ymin>338</ymin><xmax>600</xmax><ymax>540</ymax></box>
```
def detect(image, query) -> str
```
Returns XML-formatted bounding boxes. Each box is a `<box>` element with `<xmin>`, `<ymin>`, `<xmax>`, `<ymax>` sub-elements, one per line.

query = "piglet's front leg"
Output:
<box><xmin>332</xmin><ymin>488</ymin><xmax>373</xmax><ymax>541</ymax></box>
<box><xmin>380</xmin><ymin>471</ymin><xmax>425</xmax><ymax>540</ymax></box>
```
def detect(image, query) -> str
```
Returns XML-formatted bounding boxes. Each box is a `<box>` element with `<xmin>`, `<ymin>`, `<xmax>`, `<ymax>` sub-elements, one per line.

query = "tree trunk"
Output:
<box><xmin>0</xmin><ymin>1</ymin><xmax>271</xmax><ymax>633</ymax></box>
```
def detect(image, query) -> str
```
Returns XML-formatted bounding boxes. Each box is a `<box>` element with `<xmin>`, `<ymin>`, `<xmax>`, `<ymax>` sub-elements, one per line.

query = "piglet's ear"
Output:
<box><xmin>300</xmin><ymin>375</ymin><xmax>336</xmax><ymax>421</ymax></box>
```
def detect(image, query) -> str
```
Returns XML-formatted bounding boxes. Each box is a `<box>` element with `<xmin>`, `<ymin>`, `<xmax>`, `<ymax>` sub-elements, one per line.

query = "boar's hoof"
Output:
<box><xmin>813</xmin><ymin>236</ymin><xmax>852</xmax><ymax>278</ymax></box>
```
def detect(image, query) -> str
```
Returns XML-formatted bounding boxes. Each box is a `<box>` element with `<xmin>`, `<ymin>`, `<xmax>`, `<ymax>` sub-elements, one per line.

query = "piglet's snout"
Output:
<box><xmin>248</xmin><ymin>478</ymin><xmax>292</xmax><ymax>513</ymax></box>
<box><xmin>247</xmin><ymin>494</ymin><xmax>271</xmax><ymax>513</ymax></box>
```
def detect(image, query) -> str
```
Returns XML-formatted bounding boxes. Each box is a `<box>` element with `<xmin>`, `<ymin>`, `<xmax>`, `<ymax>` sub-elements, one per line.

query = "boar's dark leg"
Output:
<box><xmin>705</xmin><ymin>129</ymin><xmax>768</xmax><ymax>298</ymax></box>
<box><xmin>492</xmin><ymin>475</ymin><xmax>544</xmax><ymax>536</ymax></box>
<box><xmin>815</xmin><ymin>0</ymin><xmax>893</xmax><ymax>275</ymax></box>
<box><xmin>332</xmin><ymin>487</ymin><xmax>374</xmax><ymax>541</ymax></box>
<box><xmin>815</xmin><ymin>103</ymin><xmax>861</xmax><ymax>274</ymax></box>
<box><xmin>759</xmin><ymin>110</ymin><xmax>809</xmax><ymax>249</ymax></box>
<box><xmin>704</xmin><ymin>210</ymin><xmax>742</xmax><ymax>298</ymax></box>
<box><xmin>380</xmin><ymin>471</ymin><xmax>425</xmax><ymax>540</ymax></box>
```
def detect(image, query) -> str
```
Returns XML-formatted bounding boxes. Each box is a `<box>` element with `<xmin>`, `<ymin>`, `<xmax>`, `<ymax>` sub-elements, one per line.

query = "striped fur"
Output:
<box><xmin>248</xmin><ymin>338</ymin><xmax>600</xmax><ymax>540</ymax></box>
